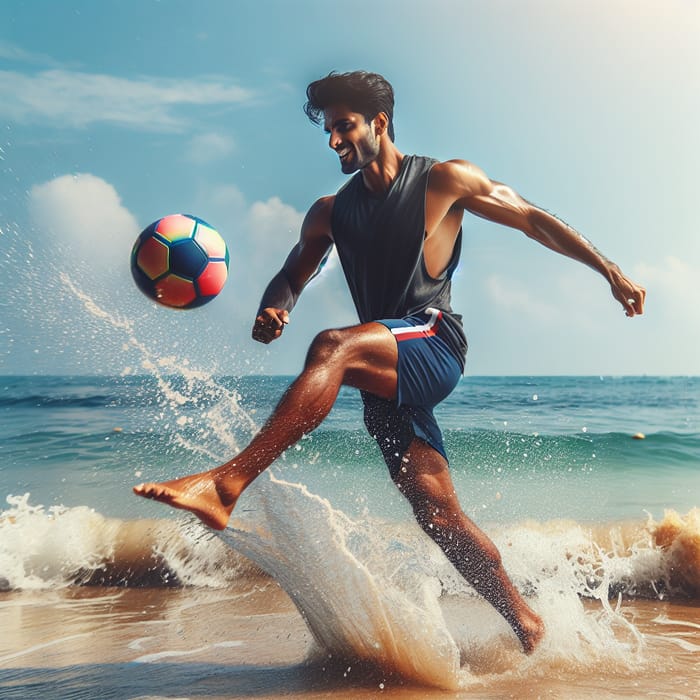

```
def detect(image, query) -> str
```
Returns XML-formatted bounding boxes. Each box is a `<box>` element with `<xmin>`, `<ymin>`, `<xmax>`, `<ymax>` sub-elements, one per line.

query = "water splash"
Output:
<box><xmin>216</xmin><ymin>475</ymin><xmax>695</xmax><ymax>689</ymax></box>
<box><xmin>58</xmin><ymin>272</ymin><xmax>258</xmax><ymax>460</ymax></box>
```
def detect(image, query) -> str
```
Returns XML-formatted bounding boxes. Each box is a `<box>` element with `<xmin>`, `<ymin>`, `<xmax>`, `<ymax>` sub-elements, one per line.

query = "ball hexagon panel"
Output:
<box><xmin>155</xmin><ymin>274</ymin><xmax>198</xmax><ymax>308</ymax></box>
<box><xmin>194</xmin><ymin>224</ymin><xmax>228</xmax><ymax>260</ymax></box>
<box><xmin>155</xmin><ymin>214</ymin><xmax>196</xmax><ymax>242</ymax></box>
<box><xmin>197</xmin><ymin>260</ymin><xmax>229</xmax><ymax>297</ymax></box>
<box><xmin>136</xmin><ymin>236</ymin><xmax>170</xmax><ymax>280</ymax></box>
<box><xmin>169</xmin><ymin>238</ymin><xmax>208</xmax><ymax>279</ymax></box>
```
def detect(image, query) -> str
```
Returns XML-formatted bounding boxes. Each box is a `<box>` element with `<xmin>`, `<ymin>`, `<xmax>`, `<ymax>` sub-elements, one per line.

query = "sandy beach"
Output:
<box><xmin>1</xmin><ymin>583</ymin><xmax>699</xmax><ymax>700</ymax></box>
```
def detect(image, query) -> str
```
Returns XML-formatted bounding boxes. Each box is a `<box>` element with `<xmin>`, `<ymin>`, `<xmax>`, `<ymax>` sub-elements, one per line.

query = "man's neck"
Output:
<box><xmin>360</xmin><ymin>143</ymin><xmax>405</xmax><ymax>195</ymax></box>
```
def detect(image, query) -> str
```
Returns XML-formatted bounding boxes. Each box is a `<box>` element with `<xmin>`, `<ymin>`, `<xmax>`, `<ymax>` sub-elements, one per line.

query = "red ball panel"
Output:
<box><xmin>197</xmin><ymin>260</ymin><xmax>229</xmax><ymax>297</ymax></box>
<box><xmin>154</xmin><ymin>274</ymin><xmax>197</xmax><ymax>308</ymax></box>
<box><xmin>137</xmin><ymin>236</ymin><xmax>170</xmax><ymax>280</ymax></box>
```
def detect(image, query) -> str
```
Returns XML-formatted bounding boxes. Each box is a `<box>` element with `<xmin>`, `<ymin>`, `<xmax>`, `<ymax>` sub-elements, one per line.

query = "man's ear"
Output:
<box><xmin>373</xmin><ymin>112</ymin><xmax>389</xmax><ymax>137</ymax></box>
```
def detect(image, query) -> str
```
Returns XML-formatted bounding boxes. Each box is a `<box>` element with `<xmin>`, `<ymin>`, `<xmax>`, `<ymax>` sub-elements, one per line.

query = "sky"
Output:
<box><xmin>0</xmin><ymin>0</ymin><xmax>698</xmax><ymax>376</ymax></box>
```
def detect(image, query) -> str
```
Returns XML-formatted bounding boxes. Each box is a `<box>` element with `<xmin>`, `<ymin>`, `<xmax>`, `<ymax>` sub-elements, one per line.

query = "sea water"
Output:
<box><xmin>1</xmin><ymin>373</ymin><xmax>698</xmax><ymax>524</ymax></box>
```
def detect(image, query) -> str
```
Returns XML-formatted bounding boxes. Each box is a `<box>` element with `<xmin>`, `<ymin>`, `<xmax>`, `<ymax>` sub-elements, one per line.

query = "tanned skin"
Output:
<box><xmin>135</xmin><ymin>105</ymin><xmax>645</xmax><ymax>654</ymax></box>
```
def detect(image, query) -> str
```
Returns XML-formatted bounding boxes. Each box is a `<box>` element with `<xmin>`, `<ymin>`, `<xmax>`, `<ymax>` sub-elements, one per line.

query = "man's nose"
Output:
<box><xmin>328</xmin><ymin>132</ymin><xmax>341</xmax><ymax>150</ymax></box>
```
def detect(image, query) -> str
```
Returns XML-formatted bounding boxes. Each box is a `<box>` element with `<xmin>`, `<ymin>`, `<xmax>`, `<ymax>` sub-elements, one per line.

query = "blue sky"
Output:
<box><xmin>0</xmin><ymin>0</ymin><xmax>698</xmax><ymax>376</ymax></box>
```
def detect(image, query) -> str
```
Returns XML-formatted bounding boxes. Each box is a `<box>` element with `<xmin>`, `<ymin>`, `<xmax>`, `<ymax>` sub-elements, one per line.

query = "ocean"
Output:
<box><xmin>1</xmin><ymin>372</ymin><xmax>699</xmax><ymax>699</ymax></box>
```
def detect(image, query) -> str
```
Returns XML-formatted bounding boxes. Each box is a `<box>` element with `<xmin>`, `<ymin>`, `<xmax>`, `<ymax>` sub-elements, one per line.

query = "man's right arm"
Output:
<box><xmin>252</xmin><ymin>196</ymin><xmax>335</xmax><ymax>344</ymax></box>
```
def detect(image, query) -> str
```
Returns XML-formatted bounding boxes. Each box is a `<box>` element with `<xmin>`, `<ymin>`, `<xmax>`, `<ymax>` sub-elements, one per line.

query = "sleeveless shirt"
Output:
<box><xmin>331</xmin><ymin>154</ymin><xmax>468</xmax><ymax>367</ymax></box>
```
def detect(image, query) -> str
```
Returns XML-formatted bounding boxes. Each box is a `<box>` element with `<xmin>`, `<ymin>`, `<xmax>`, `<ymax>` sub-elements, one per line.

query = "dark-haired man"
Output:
<box><xmin>135</xmin><ymin>71</ymin><xmax>645</xmax><ymax>654</ymax></box>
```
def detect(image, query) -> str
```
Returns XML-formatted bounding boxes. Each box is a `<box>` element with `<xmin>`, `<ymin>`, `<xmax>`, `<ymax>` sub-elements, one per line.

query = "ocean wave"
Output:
<box><xmin>1</xmin><ymin>491</ymin><xmax>698</xmax><ymax>600</ymax></box>
<box><xmin>0</xmin><ymin>394</ymin><xmax>116</xmax><ymax>408</ymax></box>
<box><xmin>2</xmin><ymin>487</ymin><xmax>699</xmax><ymax>689</ymax></box>
<box><xmin>295</xmin><ymin>428</ymin><xmax>700</xmax><ymax>472</ymax></box>
<box><xmin>0</xmin><ymin>494</ymin><xmax>265</xmax><ymax>591</ymax></box>
<box><xmin>4</xmin><ymin>425</ymin><xmax>698</xmax><ymax>462</ymax></box>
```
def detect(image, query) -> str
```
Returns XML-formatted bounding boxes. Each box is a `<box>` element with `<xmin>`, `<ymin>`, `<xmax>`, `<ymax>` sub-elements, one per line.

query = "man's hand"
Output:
<box><xmin>252</xmin><ymin>308</ymin><xmax>289</xmax><ymax>344</ymax></box>
<box><xmin>608</xmin><ymin>266</ymin><xmax>646</xmax><ymax>317</ymax></box>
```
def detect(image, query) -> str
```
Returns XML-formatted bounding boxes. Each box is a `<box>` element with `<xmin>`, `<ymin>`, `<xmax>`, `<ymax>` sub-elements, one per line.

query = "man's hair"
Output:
<box><xmin>304</xmin><ymin>71</ymin><xmax>395</xmax><ymax>141</ymax></box>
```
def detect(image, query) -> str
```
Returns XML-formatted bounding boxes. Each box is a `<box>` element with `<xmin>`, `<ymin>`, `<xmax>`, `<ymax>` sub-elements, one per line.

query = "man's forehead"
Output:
<box><xmin>323</xmin><ymin>105</ymin><xmax>365</xmax><ymax>129</ymax></box>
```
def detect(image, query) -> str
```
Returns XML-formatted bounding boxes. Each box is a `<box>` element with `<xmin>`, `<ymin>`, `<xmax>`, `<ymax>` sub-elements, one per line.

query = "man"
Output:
<box><xmin>135</xmin><ymin>71</ymin><xmax>645</xmax><ymax>654</ymax></box>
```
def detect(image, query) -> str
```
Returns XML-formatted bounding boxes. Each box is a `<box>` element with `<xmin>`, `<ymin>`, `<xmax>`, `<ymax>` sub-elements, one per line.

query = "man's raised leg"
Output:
<box><xmin>133</xmin><ymin>322</ymin><xmax>400</xmax><ymax>529</ymax></box>
<box><xmin>392</xmin><ymin>438</ymin><xmax>545</xmax><ymax>654</ymax></box>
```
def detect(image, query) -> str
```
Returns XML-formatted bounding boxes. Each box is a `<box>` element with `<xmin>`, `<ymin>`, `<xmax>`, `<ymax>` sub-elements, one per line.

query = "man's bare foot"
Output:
<box><xmin>516</xmin><ymin>610</ymin><xmax>545</xmax><ymax>655</ymax></box>
<box><xmin>133</xmin><ymin>473</ymin><xmax>237</xmax><ymax>530</ymax></box>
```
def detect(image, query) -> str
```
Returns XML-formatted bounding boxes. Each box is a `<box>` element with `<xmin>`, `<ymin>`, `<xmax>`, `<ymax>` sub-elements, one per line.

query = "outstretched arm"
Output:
<box><xmin>252</xmin><ymin>196</ymin><xmax>335</xmax><ymax>343</ymax></box>
<box><xmin>435</xmin><ymin>160</ymin><xmax>646</xmax><ymax>317</ymax></box>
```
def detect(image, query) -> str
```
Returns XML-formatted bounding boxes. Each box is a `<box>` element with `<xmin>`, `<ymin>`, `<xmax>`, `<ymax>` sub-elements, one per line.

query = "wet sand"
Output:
<box><xmin>1</xmin><ymin>584</ymin><xmax>699</xmax><ymax>699</ymax></box>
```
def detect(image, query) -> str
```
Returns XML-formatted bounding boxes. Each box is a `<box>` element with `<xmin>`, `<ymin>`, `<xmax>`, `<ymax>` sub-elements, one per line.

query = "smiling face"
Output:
<box><xmin>323</xmin><ymin>105</ymin><xmax>381</xmax><ymax>174</ymax></box>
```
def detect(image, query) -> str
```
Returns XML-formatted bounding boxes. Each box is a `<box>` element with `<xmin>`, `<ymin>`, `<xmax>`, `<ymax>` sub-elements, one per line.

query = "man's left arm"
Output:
<box><xmin>441</xmin><ymin>160</ymin><xmax>646</xmax><ymax>317</ymax></box>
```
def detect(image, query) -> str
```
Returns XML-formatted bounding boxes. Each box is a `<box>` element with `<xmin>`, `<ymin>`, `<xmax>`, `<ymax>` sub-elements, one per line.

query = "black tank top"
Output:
<box><xmin>331</xmin><ymin>154</ymin><xmax>467</xmax><ymax>366</ymax></box>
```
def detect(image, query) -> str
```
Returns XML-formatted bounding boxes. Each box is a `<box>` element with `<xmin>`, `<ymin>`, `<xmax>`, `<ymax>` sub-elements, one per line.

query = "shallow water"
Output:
<box><xmin>1</xmin><ymin>586</ymin><xmax>698</xmax><ymax>699</ymax></box>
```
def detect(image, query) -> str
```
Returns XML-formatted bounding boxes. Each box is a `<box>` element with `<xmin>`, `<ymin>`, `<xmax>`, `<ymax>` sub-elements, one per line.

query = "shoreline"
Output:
<box><xmin>1</xmin><ymin>586</ymin><xmax>699</xmax><ymax>699</ymax></box>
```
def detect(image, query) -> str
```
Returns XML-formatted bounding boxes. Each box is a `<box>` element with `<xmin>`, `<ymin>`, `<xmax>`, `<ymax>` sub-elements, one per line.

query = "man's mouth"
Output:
<box><xmin>337</xmin><ymin>148</ymin><xmax>351</xmax><ymax>161</ymax></box>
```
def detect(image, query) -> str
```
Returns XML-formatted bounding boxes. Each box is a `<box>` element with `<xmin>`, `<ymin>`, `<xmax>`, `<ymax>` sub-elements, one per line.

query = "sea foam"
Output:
<box><xmin>0</xmin><ymin>493</ymin><xmax>257</xmax><ymax>590</ymax></box>
<box><xmin>2</xmin><ymin>485</ymin><xmax>700</xmax><ymax>688</ymax></box>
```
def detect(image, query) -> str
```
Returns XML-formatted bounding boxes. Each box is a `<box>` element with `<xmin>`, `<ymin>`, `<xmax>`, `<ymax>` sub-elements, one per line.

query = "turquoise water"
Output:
<box><xmin>1</xmin><ymin>374</ymin><xmax>698</xmax><ymax>525</ymax></box>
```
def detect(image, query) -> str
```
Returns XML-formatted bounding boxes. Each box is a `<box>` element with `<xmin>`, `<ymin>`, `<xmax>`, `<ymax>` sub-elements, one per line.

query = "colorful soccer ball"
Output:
<box><xmin>130</xmin><ymin>214</ymin><xmax>229</xmax><ymax>309</ymax></box>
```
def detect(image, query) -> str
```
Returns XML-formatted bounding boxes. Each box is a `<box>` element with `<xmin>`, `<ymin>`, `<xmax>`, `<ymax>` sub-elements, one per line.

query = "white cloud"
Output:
<box><xmin>246</xmin><ymin>196</ymin><xmax>339</xmax><ymax>277</ymax></box>
<box><xmin>248</xmin><ymin>197</ymin><xmax>305</xmax><ymax>241</ymax></box>
<box><xmin>206</xmin><ymin>183</ymin><xmax>248</xmax><ymax>214</ymax></box>
<box><xmin>0</xmin><ymin>40</ymin><xmax>61</xmax><ymax>67</ymax></box>
<box><xmin>0</xmin><ymin>69</ymin><xmax>254</xmax><ymax>132</ymax></box>
<box><xmin>202</xmin><ymin>193</ymin><xmax>320</xmax><ymax>290</ymax></box>
<box><xmin>186</xmin><ymin>132</ymin><xmax>236</xmax><ymax>164</ymax></box>
<box><xmin>198</xmin><ymin>190</ymin><xmax>306</xmax><ymax>271</ymax></box>
<box><xmin>28</xmin><ymin>173</ymin><xmax>139</xmax><ymax>275</ymax></box>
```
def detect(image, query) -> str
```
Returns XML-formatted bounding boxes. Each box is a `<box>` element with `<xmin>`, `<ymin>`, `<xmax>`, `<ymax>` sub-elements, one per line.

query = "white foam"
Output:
<box><xmin>132</xmin><ymin>640</ymin><xmax>243</xmax><ymax>663</ymax></box>
<box><xmin>0</xmin><ymin>493</ymin><xmax>256</xmax><ymax>590</ymax></box>
<box><xmin>0</xmin><ymin>494</ymin><xmax>118</xmax><ymax>590</ymax></box>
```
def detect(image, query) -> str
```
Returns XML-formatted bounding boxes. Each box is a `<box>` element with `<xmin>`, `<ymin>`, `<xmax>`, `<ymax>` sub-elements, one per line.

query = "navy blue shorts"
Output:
<box><xmin>362</xmin><ymin>308</ymin><xmax>462</xmax><ymax>477</ymax></box>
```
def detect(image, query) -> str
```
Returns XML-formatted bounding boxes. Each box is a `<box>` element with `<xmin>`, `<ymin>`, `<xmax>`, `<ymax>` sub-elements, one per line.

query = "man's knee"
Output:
<box><xmin>305</xmin><ymin>328</ymin><xmax>347</xmax><ymax>367</ymax></box>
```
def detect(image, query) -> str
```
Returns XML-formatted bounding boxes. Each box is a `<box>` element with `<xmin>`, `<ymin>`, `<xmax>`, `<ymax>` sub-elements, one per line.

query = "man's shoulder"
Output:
<box><xmin>412</xmin><ymin>156</ymin><xmax>479</xmax><ymax>184</ymax></box>
<box><xmin>310</xmin><ymin>194</ymin><xmax>336</xmax><ymax>210</ymax></box>
<box><xmin>297</xmin><ymin>196</ymin><xmax>335</xmax><ymax>243</ymax></box>
<box><xmin>427</xmin><ymin>159</ymin><xmax>489</xmax><ymax>197</ymax></box>
<box><xmin>430</xmin><ymin>158</ymin><xmax>476</xmax><ymax>176</ymax></box>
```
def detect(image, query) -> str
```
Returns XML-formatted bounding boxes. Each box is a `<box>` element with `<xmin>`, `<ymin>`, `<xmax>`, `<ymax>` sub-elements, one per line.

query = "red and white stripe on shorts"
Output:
<box><xmin>388</xmin><ymin>307</ymin><xmax>443</xmax><ymax>342</ymax></box>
